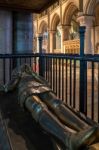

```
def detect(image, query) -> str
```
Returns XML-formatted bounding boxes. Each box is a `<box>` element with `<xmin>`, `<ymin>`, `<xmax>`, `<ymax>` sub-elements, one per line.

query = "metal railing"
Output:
<box><xmin>0</xmin><ymin>53</ymin><xmax>40</xmax><ymax>84</ymax></box>
<box><xmin>0</xmin><ymin>26</ymin><xmax>98</xmax><ymax>123</ymax></box>
<box><xmin>0</xmin><ymin>53</ymin><xmax>99</xmax><ymax>123</ymax></box>
<box><xmin>40</xmin><ymin>53</ymin><xmax>99</xmax><ymax>123</ymax></box>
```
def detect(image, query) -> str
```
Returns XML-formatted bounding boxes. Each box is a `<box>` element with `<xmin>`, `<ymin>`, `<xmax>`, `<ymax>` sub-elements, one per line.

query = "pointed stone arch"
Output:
<box><xmin>39</xmin><ymin>20</ymin><xmax>48</xmax><ymax>34</ymax></box>
<box><xmin>95</xmin><ymin>4</ymin><xmax>99</xmax><ymax>25</ymax></box>
<box><xmin>63</xmin><ymin>2</ymin><xmax>78</xmax><ymax>25</ymax></box>
<box><xmin>84</xmin><ymin>0</ymin><xmax>99</xmax><ymax>15</ymax></box>
<box><xmin>38</xmin><ymin>20</ymin><xmax>48</xmax><ymax>52</ymax></box>
<box><xmin>50</xmin><ymin>13</ymin><xmax>60</xmax><ymax>31</ymax></box>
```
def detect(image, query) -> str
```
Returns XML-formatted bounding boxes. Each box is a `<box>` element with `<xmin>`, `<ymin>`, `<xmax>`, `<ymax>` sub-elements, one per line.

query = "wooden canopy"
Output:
<box><xmin>0</xmin><ymin>0</ymin><xmax>58</xmax><ymax>13</ymax></box>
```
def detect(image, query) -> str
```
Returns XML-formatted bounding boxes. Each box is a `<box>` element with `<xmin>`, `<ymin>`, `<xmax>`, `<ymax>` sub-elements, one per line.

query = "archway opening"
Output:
<box><xmin>55</xmin><ymin>22</ymin><xmax>61</xmax><ymax>49</ymax></box>
<box><xmin>39</xmin><ymin>21</ymin><xmax>48</xmax><ymax>53</ymax></box>
<box><xmin>51</xmin><ymin>14</ymin><xmax>61</xmax><ymax>52</ymax></box>
<box><xmin>42</xmin><ymin>26</ymin><xmax>48</xmax><ymax>53</ymax></box>
<box><xmin>63</xmin><ymin>3</ymin><xmax>79</xmax><ymax>40</ymax></box>
<box><xmin>63</xmin><ymin>4</ymin><xmax>79</xmax><ymax>53</ymax></box>
<box><xmin>94</xmin><ymin>3</ymin><xmax>99</xmax><ymax>53</ymax></box>
<box><xmin>69</xmin><ymin>11</ymin><xmax>79</xmax><ymax>40</ymax></box>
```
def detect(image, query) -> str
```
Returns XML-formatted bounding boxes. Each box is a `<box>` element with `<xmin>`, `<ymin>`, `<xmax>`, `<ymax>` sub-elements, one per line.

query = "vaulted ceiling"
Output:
<box><xmin>0</xmin><ymin>0</ymin><xmax>58</xmax><ymax>13</ymax></box>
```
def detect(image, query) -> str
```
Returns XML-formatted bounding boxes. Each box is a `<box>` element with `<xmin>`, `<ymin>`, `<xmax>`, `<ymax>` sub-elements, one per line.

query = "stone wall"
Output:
<box><xmin>0</xmin><ymin>11</ymin><xmax>33</xmax><ymax>83</ymax></box>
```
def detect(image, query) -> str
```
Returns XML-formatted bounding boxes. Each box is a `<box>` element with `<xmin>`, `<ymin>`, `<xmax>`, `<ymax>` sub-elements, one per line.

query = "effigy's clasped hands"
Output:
<box><xmin>0</xmin><ymin>64</ymin><xmax>99</xmax><ymax>150</ymax></box>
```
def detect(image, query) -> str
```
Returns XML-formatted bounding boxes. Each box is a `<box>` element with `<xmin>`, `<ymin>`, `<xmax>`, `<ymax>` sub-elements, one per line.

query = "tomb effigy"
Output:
<box><xmin>0</xmin><ymin>64</ymin><xmax>99</xmax><ymax>150</ymax></box>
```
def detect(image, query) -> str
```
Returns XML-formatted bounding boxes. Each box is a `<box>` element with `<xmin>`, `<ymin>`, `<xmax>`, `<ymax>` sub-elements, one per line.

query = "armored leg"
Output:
<box><xmin>23</xmin><ymin>95</ymin><xmax>99</xmax><ymax>150</ymax></box>
<box><xmin>39</xmin><ymin>92</ymin><xmax>90</xmax><ymax>132</ymax></box>
<box><xmin>3</xmin><ymin>64</ymin><xmax>99</xmax><ymax>149</ymax></box>
<box><xmin>24</xmin><ymin>67</ymin><xmax>90</xmax><ymax>132</ymax></box>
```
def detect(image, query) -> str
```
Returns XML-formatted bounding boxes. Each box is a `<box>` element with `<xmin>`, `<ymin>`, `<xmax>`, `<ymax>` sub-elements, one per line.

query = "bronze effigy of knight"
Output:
<box><xmin>1</xmin><ymin>64</ymin><xmax>99</xmax><ymax>150</ymax></box>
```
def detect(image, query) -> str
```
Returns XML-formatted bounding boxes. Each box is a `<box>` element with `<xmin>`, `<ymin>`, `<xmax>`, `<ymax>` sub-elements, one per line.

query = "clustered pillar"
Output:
<box><xmin>0</xmin><ymin>11</ymin><xmax>12</xmax><ymax>83</ymax></box>
<box><xmin>60</xmin><ymin>25</ymin><xmax>70</xmax><ymax>53</ymax></box>
<box><xmin>49</xmin><ymin>30</ymin><xmax>56</xmax><ymax>53</ymax></box>
<box><xmin>95</xmin><ymin>26</ymin><xmax>99</xmax><ymax>53</ymax></box>
<box><xmin>77</xmin><ymin>15</ymin><xmax>94</xmax><ymax>54</ymax></box>
<box><xmin>13</xmin><ymin>13</ymin><xmax>33</xmax><ymax>53</ymax></box>
<box><xmin>0</xmin><ymin>11</ymin><xmax>12</xmax><ymax>54</ymax></box>
<box><xmin>0</xmin><ymin>10</ymin><xmax>33</xmax><ymax>83</ymax></box>
<box><xmin>37</xmin><ymin>33</ymin><xmax>43</xmax><ymax>53</ymax></box>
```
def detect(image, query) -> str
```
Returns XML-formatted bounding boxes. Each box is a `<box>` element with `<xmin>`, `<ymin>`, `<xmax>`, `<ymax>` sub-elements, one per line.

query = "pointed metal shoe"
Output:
<box><xmin>68</xmin><ymin>126</ymin><xmax>98</xmax><ymax>150</ymax></box>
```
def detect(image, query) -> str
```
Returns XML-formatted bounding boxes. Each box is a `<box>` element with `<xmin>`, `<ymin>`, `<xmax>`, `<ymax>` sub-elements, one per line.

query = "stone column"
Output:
<box><xmin>36</xmin><ymin>33</ymin><xmax>43</xmax><ymax>53</ymax></box>
<box><xmin>63</xmin><ymin>25</ymin><xmax>70</xmax><ymax>41</ymax></box>
<box><xmin>95</xmin><ymin>26</ymin><xmax>99</xmax><ymax>53</ymax></box>
<box><xmin>0</xmin><ymin>10</ymin><xmax>12</xmax><ymax>54</ymax></box>
<box><xmin>60</xmin><ymin>26</ymin><xmax>64</xmax><ymax>53</ymax></box>
<box><xmin>60</xmin><ymin>25</ymin><xmax>70</xmax><ymax>53</ymax></box>
<box><xmin>13</xmin><ymin>12</ymin><xmax>33</xmax><ymax>54</ymax></box>
<box><xmin>0</xmin><ymin>10</ymin><xmax>12</xmax><ymax>83</ymax></box>
<box><xmin>49</xmin><ymin>30</ymin><xmax>56</xmax><ymax>53</ymax></box>
<box><xmin>77</xmin><ymin>15</ymin><xmax>94</xmax><ymax>54</ymax></box>
<box><xmin>91</xmin><ymin>27</ymin><xmax>95</xmax><ymax>52</ymax></box>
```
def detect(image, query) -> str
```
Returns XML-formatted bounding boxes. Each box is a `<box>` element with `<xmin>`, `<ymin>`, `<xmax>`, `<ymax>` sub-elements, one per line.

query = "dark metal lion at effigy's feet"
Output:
<box><xmin>0</xmin><ymin>64</ymin><xmax>99</xmax><ymax>150</ymax></box>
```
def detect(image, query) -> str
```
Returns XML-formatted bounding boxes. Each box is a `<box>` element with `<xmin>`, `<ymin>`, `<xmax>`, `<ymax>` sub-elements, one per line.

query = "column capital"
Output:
<box><xmin>77</xmin><ymin>15</ymin><xmax>95</xmax><ymax>27</ymax></box>
<box><xmin>95</xmin><ymin>26</ymin><xmax>99</xmax><ymax>30</ymax></box>
<box><xmin>38</xmin><ymin>36</ymin><xmax>43</xmax><ymax>41</ymax></box>
<box><xmin>36</xmin><ymin>33</ymin><xmax>43</xmax><ymax>38</ymax></box>
<box><xmin>59</xmin><ymin>25</ymin><xmax>71</xmax><ymax>30</ymax></box>
<box><xmin>49</xmin><ymin>30</ymin><xmax>56</xmax><ymax>34</ymax></box>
